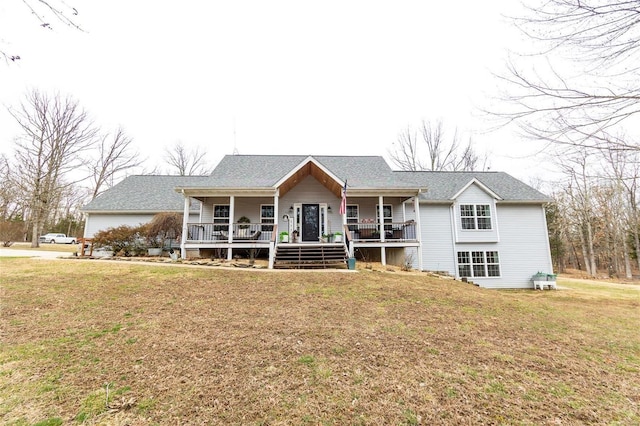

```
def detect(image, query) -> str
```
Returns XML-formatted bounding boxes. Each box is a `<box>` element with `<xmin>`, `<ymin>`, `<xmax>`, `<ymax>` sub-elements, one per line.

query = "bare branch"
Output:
<box><xmin>388</xmin><ymin>119</ymin><xmax>489</xmax><ymax>171</ymax></box>
<box><xmin>494</xmin><ymin>1</ymin><xmax>640</xmax><ymax>151</ymax></box>
<box><xmin>89</xmin><ymin>127</ymin><xmax>143</xmax><ymax>200</ymax></box>
<box><xmin>164</xmin><ymin>141</ymin><xmax>211</xmax><ymax>176</ymax></box>
<box><xmin>7</xmin><ymin>90</ymin><xmax>98</xmax><ymax>246</ymax></box>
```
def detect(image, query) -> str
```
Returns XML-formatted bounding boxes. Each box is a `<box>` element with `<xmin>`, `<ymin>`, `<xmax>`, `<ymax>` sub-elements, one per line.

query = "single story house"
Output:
<box><xmin>82</xmin><ymin>155</ymin><xmax>553</xmax><ymax>289</ymax></box>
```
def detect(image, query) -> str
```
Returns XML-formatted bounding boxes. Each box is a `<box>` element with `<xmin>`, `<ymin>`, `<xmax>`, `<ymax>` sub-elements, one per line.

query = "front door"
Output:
<box><xmin>301</xmin><ymin>204</ymin><xmax>320</xmax><ymax>242</ymax></box>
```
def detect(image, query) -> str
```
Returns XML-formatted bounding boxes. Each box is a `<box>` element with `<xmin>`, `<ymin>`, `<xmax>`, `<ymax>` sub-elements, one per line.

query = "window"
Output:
<box><xmin>457</xmin><ymin>251</ymin><xmax>471</xmax><ymax>277</ymax></box>
<box><xmin>458</xmin><ymin>250</ymin><xmax>500</xmax><ymax>278</ymax></box>
<box><xmin>260</xmin><ymin>205</ymin><xmax>274</xmax><ymax>231</ymax></box>
<box><xmin>213</xmin><ymin>205</ymin><xmax>230</xmax><ymax>231</ymax></box>
<box><xmin>346</xmin><ymin>205</ymin><xmax>359</xmax><ymax>231</ymax></box>
<box><xmin>376</xmin><ymin>204</ymin><xmax>393</xmax><ymax>230</ymax></box>
<box><xmin>460</xmin><ymin>204</ymin><xmax>491</xmax><ymax>230</ymax></box>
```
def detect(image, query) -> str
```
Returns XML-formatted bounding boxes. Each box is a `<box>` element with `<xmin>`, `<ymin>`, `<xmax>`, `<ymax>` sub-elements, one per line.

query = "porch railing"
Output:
<box><xmin>348</xmin><ymin>221</ymin><xmax>417</xmax><ymax>242</ymax></box>
<box><xmin>186</xmin><ymin>221</ymin><xmax>417</xmax><ymax>244</ymax></box>
<box><xmin>186</xmin><ymin>222</ymin><xmax>272</xmax><ymax>243</ymax></box>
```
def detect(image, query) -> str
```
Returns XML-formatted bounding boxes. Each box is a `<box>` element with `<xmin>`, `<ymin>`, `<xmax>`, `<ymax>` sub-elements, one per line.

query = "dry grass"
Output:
<box><xmin>5</xmin><ymin>242</ymin><xmax>79</xmax><ymax>253</ymax></box>
<box><xmin>1</xmin><ymin>258</ymin><xmax>639</xmax><ymax>425</ymax></box>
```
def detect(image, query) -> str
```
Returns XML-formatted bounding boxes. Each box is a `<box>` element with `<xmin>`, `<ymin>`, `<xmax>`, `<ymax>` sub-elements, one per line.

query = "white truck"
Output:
<box><xmin>39</xmin><ymin>233</ymin><xmax>77</xmax><ymax>244</ymax></box>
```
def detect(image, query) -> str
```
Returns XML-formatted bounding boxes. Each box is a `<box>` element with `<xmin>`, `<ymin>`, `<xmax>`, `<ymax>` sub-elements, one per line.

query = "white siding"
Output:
<box><xmin>84</xmin><ymin>213</ymin><xmax>199</xmax><ymax>238</ymax></box>
<box><xmin>418</xmin><ymin>202</ymin><xmax>553</xmax><ymax>289</ymax></box>
<box><xmin>454</xmin><ymin>183</ymin><xmax>499</xmax><ymax>243</ymax></box>
<box><xmin>419</xmin><ymin>204</ymin><xmax>455</xmax><ymax>273</ymax></box>
<box><xmin>474</xmin><ymin>204</ymin><xmax>552</xmax><ymax>289</ymax></box>
<box><xmin>200</xmin><ymin>197</ymin><xmax>228</xmax><ymax>223</ymax></box>
<box><xmin>280</xmin><ymin>175</ymin><xmax>343</xmax><ymax>234</ymax></box>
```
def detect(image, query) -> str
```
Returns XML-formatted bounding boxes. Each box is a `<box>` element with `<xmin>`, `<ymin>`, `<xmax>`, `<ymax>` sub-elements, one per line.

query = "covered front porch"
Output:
<box><xmin>176</xmin><ymin>157</ymin><xmax>422</xmax><ymax>269</ymax></box>
<box><xmin>182</xmin><ymin>217</ymin><xmax>420</xmax><ymax>268</ymax></box>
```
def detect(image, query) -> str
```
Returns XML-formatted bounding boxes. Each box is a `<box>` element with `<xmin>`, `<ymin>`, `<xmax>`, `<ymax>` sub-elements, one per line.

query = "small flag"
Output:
<box><xmin>339</xmin><ymin>180</ymin><xmax>347</xmax><ymax>215</ymax></box>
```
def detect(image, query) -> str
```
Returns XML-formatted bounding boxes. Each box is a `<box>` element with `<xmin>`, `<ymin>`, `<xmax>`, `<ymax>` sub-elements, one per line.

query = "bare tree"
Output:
<box><xmin>8</xmin><ymin>90</ymin><xmax>97</xmax><ymax>247</ymax></box>
<box><xmin>164</xmin><ymin>141</ymin><xmax>210</xmax><ymax>176</ymax></box>
<box><xmin>0</xmin><ymin>154</ymin><xmax>23</xmax><ymax>221</ymax></box>
<box><xmin>389</xmin><ymin>120</ymin><xmax>488</xmax><ymax>171</ymax></box>
<box><xmin>1</xmin><ymin>0</ymin><xmax>82</xmax><ymax>62</ymax></box>
<box><xmin>602</xmin><ymin>146</ymin><xmax>640</xmax><ymax>275</ymax></box>
<box><xmin>557</xmin><ymin>150</ymin><xmax>599</xmax><ymax>277</ymax></box>
<box><xmin>88</xmin><ymin>127</ymin><xmax>142</xmax><ymax>200</ymax></box>
<box><xmin>497</xmin><ymin>1</ymin><xmax>640</xmax><ymax>149</ymax></box>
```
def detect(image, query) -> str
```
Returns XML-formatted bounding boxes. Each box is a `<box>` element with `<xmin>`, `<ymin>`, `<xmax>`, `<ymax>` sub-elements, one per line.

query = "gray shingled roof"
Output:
<box><xmin>395</xmin><ymin>171</ymin><xmax>550</xmax><ymax>202</ymax></box>
<box><xmin>82</xmin><ymin>175</ymin><xmax>208</xmax><ymax>212</ymax></box>
<box><xmin>183</xmin><ymin>155</ymin><xmax>414</xmax><ymax>189</ymax></box>
<box><xmin>83</xmin><ymin>156</ymin><xmax>550</xmax><ymax>212</ymax></box>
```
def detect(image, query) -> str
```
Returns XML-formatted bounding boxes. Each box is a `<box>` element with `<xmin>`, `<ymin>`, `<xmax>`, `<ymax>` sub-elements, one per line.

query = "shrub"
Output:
<box><xmin>92</xmin><ymin>225</ymin><xmax>145</xmax><ymax>256</ymax></box>
<box><xmin>145</xmin><ymin>212</ymin><xmax>183</xmax><ymax>248</ymax></box>
<box><xmin>0</xmin><ymin>221</ymin><xmax>24</xmax><ymax>246</ymax></box>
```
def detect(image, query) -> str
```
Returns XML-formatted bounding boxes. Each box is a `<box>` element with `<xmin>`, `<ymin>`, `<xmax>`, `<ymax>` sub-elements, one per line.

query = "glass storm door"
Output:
<box><xmin>301</xmin><ymin>204</ymin><xmax>320</xmax><ymax>242</ymax></box>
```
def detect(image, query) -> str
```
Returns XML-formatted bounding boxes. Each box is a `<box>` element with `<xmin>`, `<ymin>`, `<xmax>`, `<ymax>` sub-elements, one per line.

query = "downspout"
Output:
<box><xmin>180</xmin><ymin>191</ymin><xmax>189</xmax><ymax>260</ymax></box>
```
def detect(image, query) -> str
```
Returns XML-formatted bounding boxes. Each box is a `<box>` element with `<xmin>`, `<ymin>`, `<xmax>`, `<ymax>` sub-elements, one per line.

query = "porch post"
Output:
<box><xmin>270</xmin><ymin>190</ymin><xmax>279</xmax><ymax>269</ymax></box>
<box><xmin>227</xmin><ymin>196</ymin><xmax>235</xmax><ymax>261</ymax></box>
<box><xmin>180</xmin><ymin>193</ymin><xmax>189</xmax><ymax>259</ymax></box>
<box><xmin>414</xmin><ymin>194</ymin><xmax>423</xmax><ymax>271</ymax></box>
<box><xmin>379</xmin><ymin>195</ymin><xmax>386</xmax><ymax>265</ymax></box>
<box><xmin>274</xmin><ymin>189</ymin><xmax>279</xmax><ymax>236</ymax></box>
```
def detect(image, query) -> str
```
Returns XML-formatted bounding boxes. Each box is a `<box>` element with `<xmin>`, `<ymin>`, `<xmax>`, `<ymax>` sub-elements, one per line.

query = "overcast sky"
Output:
<box><xmin>0</xmin><ymin>1</ymin><xmax>543</xmax><ymax>181</ymax></box>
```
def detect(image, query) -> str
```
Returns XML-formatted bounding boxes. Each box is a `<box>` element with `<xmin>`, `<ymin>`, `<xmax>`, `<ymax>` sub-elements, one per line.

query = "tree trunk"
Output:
<box><xmin>579</xmin><ymin>229</ymin><xmax>591</xmax><ymax>276</ymax></box>
<box><xmin>623</xmin><ymin>238</ymin><xmax>633</xmax><ymax>279</ymax></box>
<box><xmin>586</xmin><ymin>221</ymin><xmax>597</xmax><ymax>277</ymax></box>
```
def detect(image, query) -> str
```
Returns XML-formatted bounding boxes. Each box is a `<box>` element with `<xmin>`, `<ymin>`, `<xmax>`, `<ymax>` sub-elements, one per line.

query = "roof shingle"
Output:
<box><xmin>82</xmin><ymin>156</ymin><xmax>550</xmax><ymax>212</ymax></box>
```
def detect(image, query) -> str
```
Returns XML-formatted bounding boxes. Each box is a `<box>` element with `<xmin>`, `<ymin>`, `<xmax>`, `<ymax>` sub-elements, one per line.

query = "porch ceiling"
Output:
<box><xmin>278</xmin><ymin>162</ymin><xmax>342</xmax><ymax>198</ymax></box>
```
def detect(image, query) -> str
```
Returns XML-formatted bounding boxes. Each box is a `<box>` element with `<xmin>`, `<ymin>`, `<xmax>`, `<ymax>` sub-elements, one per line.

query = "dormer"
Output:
<box><xmin>451</xmin><ymin>179</ymin><xmax>500</xmax><ymax>243</ymax></box>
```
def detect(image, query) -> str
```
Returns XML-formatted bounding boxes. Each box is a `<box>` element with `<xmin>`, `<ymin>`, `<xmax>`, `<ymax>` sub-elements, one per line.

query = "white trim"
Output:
<box><xmin>459</xmin><ymin>203</ymin><xmax>493</xmax><ymax>231</ymax></box>
<box><xmin>493</xmin><ymin>198</ymin><xmax>500</xmax><ymax>242</ymax></box>
<box><xmin>456</xmin><ymin>250</ymin><xmax>502</xmax><ymax>279</ymax></box>
<box><xmin>181</xmin><ymin>194</ymin><xmax>190</xmax><ymax>259</ymax></box>
<box><xmin>450</xmin><ymin>178</ymin><xmax>503</xmax><ymax>201</ymax></box>
<box><xmin>414</xmin><ymin>195</ymin><xmax>423</xmax><ymax>271</ymax></box>
<box><xmin>273</xmin><ymin>156</ymin><xmax>345</xmax><ymax>189</ymax></box>
<box><xmin>346</xmin><ymin>204</ymin><xmax>359</xmax><ymax>224</ymax></box>
<box><xmin>449</xmin><ymin>204</ymin><xmax>458</xmax><ymax>278</ymax></box>
<box><xmin>260</xmin><ymin>203</ymin><xmax>275</xmax><ymax>231</ymax></box>
<box><xmin>227</xmin><ymin>197</ymin><xmax>235</xmax><ymax>259</ymax></box>
<box><xmin>178</xmin><ymin>188</ymin><xmax>277</xmax><ymax>197</ymax></box>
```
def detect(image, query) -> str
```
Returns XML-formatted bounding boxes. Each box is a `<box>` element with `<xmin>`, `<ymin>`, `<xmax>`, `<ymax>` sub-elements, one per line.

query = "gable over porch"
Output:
<box><xmin>174</xmin><ymin>155</ymin><xmax>423</xmax><ymax>268</ymax></box>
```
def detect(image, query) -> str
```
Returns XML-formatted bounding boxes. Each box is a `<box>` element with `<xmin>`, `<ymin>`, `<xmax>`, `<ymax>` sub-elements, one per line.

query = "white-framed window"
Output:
<box><xmin>457</xmin><ymin>250</ymin><xmax>500</xmax><ymax>278</ymax></box>
<box><xmin>260</xmin><ymin>204</ymin><xmax>274</xmax><ymax>231</ymax></box>
<box><xmin>376</xmin><ymin>204</ymin><xmax>393</xmax><ymax>230</ymax></box>
<box><xmin>346</xmin><ymin>205</ymin><xmax>359</xmax><ymax>231</ymax></box>
<box><xmin>213</xmin><ymin>205</ymin><xmax>230</xmax><ymax>231</ymax></box>
<box><xmin>460</xmin><ymin>204</ymin><xmax>492</xmax><ymax>230</ymax></box>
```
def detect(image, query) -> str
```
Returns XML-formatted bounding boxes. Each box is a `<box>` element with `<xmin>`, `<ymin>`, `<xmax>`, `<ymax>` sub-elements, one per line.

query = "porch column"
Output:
<box><xmin>227</xmin><ymin>196</ymin><xmax>235</xmax><ymax>261</ymax></box>
<box><xmin>180</xmin><ymin>194</ymin><xmax>190</xmax><ymax>259</ymax></box>
<box><xmin>379</xmin><ymin>195</ymin><xmax>386</xmax><ymax>265</ymax></box>
<box><xmin>270</xmin><ymin>190</ymin><xmax>279</xmax><ymax>269</ymax></box>
<box><xmin>414</xmin><ymin>194</ymin><xmax>423</xmax><ymax>271</ymax></box>
<box><xmin>274</xmin><ymin>190</ymin><xmax>279</xmax><ymax>235</ymax></box>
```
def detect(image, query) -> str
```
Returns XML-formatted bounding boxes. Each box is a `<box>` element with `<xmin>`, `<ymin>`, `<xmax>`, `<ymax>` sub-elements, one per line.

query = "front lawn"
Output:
<box><xmin>1</xmin><ymin>258</ymin><xmax>638</xmax><ymax>425</ymax></box>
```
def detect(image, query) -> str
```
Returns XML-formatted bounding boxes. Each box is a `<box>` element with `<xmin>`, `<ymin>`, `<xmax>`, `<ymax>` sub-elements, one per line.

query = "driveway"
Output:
<box><xmin>0</xmin><ymin>248</ymin><xmax>74</xmax><ymax>259</ymax></box>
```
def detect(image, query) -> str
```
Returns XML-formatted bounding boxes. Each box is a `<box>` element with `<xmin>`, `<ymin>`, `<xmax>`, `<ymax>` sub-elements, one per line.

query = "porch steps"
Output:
<box><xmin>274</xmin><ymin>243</ymin><xmax>349</xmax><ymax>269</ymax></box>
